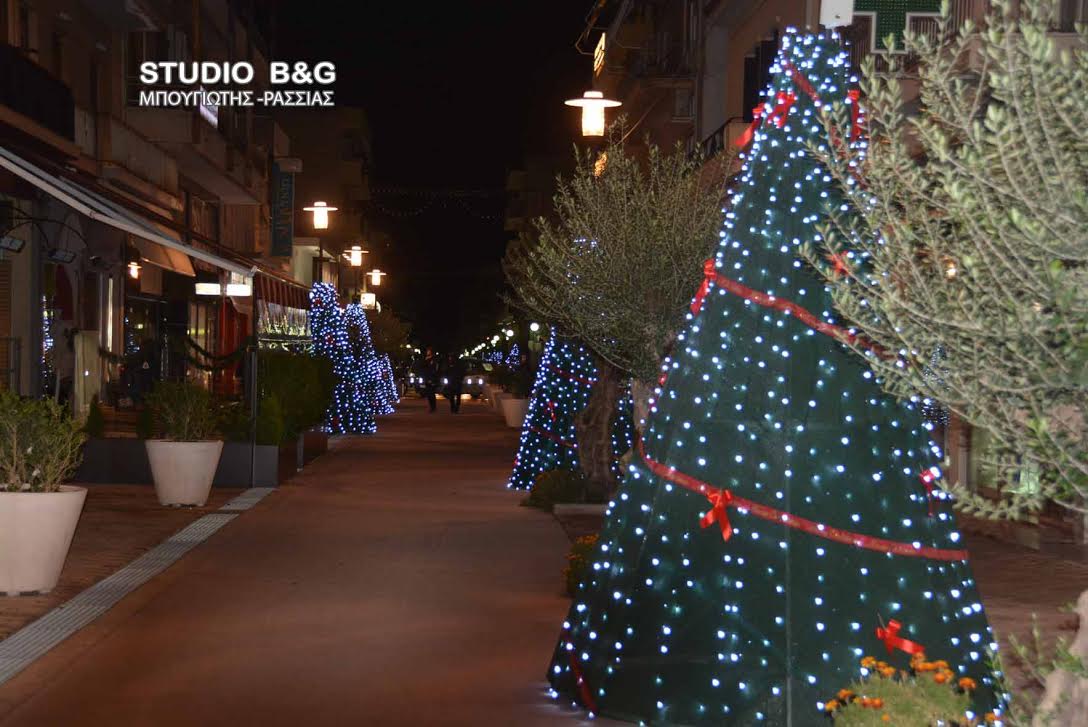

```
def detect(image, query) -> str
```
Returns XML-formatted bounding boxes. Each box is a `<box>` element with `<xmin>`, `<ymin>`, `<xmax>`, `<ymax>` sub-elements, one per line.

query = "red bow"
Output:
<box><xmin>700</xmin><ymin>489</ymin><xmax>734</xmax><ymax>541</ymax></box>
<box><xmin>876</xmin><ymin>619</ymin><xmax>925</xmax><ymax>657</ymax></box>
<box><xmin>848</xmin><ymin>89</ymin><xmax>862</xmax><ymax>141</ymax></box>
<box><xmin>769</xmin><ymin>91</ymin><xmax>796</xmax><ymax>128</ymax></box>
<box><xmin>690</xmin><ymin>259</ymin><xmax>718</xmax><ymax>315</ymax></box>
<box><xmin>545</xmin><ymin>400</ymin><xmax>557</xmax><ymax>422</ymax></box>
<box><xmin>733</xmin><ymin>92</ymin><xmax>796</xmax><ymax>149</ymax></box>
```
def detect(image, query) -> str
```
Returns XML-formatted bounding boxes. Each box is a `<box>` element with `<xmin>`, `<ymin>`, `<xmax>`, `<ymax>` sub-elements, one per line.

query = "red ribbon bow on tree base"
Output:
<box><xmin>876</xmin><ymin>619</ymin><xmax>925</xmax><ymax>657</ymax></box>
<box><xmin>700</xmin><ymin>489</ymin><xmax>734</xmax><ymax>541</ymax></box>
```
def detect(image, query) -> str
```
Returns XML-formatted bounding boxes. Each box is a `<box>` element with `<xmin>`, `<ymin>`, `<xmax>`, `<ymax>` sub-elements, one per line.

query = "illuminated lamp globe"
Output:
<box><xmin>346</xmin><ymin>244</ymin><xmax>368</xmax><ymax>267</ymax></box>
<box><xmin>303</xmin><ymin>201</ymin><xmax>338</xmax><ymax>230</ymax></box>
<box><xmin>368</xmin><ymin>269</ymin><xmax>386</xmax><ymax>287</ymax></box>
<box><xmin>564</xmin><ymin>90</ymin><xmax>621</xmax><ymax>137</ymax></box>
<box><xmin>127</xmin><ymin>261</ymin><xmax>141</xmax><ymax>279</ymax></box>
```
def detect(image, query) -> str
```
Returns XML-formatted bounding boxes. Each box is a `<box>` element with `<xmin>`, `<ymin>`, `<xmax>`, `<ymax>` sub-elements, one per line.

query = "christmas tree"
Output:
<box><xmin>508</xmin><ymin>331</ymin><xmax>637</xmax><ymax>492</ymax></box>
<box><xmin>507</xmin><ymin>333</ymin><xmax>598</xmax><ymax>490</ymax></box>
<box><xmin>308</xmin><ymin>284</ymin><xmax>383</xmax><ymax>434</ymax></box>
<box><xmin>547</xmin><ymin>30</ymin><xmax>1003</xmax><ymax>725</ymax></box>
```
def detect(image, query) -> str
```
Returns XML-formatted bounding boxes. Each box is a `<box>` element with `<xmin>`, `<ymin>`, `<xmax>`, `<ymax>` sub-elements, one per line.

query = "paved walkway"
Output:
<box><xmin>0</xmin><ymin>398</ymin><xmax>587</xmax><ymax>727</ymax></box>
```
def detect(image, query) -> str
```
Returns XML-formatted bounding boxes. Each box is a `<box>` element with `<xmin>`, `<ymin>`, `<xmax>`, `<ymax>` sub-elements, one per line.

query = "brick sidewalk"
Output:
<box><xmin>0</xmin><ymin>485</ymin><xmax>242</xmax><ymax>642</ymax></box>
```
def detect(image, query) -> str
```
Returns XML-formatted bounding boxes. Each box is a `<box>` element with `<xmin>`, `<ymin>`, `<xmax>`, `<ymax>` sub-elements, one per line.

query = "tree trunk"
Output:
<box><xmin>631</xmin><ymin>378</ymin><xmax>655</xmax><ymax>435</ymax></box>
<box><xmin>575</xmin><ymin>356</ymin><xmax>625</xmax><ymax>501</ymax></box>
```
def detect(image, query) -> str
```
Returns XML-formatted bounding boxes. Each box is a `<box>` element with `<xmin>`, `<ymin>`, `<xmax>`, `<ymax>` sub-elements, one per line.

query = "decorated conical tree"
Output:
<box><xmin>508</xmin><ymin>333</ymin><xmax>598</xmax><ymax>490</ymax></box>
<box><xmin>309</xmin><ymin>284</ymin><xmax>383</xmax><ymax>434</ymax></box>
<box><xmin>343</xmin><ymin>302</ymin><xmax>392</xmax><ymax>421</ymax></box>
<box><xmin>547</xmin><ymin>30</ymin><xmax>1003</xmax><ymax>725</ymax></box>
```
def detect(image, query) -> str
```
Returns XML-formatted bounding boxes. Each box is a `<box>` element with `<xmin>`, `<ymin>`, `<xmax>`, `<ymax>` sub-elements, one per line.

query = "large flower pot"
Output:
<box><xmin>146</xmin><ymin>440</ymin><xmax>224</xmax><ymax>506</ymax></box>
<box><xmin>492</xmin><ymin>391</ymin><xmax>511</xmax><ymax>413</ymax></box>
<box><xmin>0</xmin><ymin>486</ymin><xmax>87</xmax><ymax>596</ymax></box>
<box><xmin>501</xmin><ymin>397</ymin><xmax>529</xmax><ymax>429</ymax></box>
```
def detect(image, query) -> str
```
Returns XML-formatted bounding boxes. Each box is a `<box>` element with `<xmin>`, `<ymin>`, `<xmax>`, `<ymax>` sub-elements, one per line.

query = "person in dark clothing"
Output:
<box><xmin>420</xmin><ymin>348</ymin><xmax>440</xmax><ymax>413</ymax></box>
<box><xmin>444</xmin><ymin>354</ymin><xmax>467</xmax><ymax>413</ymax></box>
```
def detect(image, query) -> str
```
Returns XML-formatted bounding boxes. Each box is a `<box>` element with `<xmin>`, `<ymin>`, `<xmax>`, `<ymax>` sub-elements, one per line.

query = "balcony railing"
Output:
<box><xmin>0</xmin><ymin>43</ymin><xmax>74</xmax><ymax>141</ymax></box>
<box><xmin>843</xmin><ymin>0</ymin><xmax>1088</xmax><ymax>68</ymax></box>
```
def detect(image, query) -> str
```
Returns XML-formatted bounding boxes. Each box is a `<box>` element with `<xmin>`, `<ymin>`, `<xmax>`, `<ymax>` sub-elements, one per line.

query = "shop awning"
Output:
<box><xmin>0</xmin><ymin>145</ymin><xmax>255</xmax><ymax>280</ymax></box>
<box><xmin>131</xmin><ymin>235</ymin><xmax>195</xmax><ymax>276</ymax></box>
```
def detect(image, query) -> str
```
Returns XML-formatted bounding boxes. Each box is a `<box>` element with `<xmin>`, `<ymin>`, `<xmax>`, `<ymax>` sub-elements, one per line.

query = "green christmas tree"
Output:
<box><xmin>547</xmin><ymin>30</ymin><xmax>1003</xmax><ymax>725</ymax></box>
<box><xmin>508</xmin><ymin>331</ymin><xmax>635</xmax><ymax>491</ymax></box>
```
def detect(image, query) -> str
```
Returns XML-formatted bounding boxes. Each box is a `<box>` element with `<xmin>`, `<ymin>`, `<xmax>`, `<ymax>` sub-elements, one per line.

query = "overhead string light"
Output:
<box><xmin>507</xmin><ymin>329</ymin><xmax>635</xmax><ymax>491</ymax></box>
<box><xmin>546</xmin><ymin>30</ymin><xmax>1004</xmax><ymax>726</ymax></box>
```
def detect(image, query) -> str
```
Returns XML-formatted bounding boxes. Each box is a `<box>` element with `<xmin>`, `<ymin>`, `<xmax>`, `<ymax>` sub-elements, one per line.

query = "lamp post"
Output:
<box><xmin>366</xmin><ymin>268</ymin><xmax>386</xmax><ymax>288</ymax></box>
<box><xmin>302</xmin><ymin>201</ymin><xmax>337</xmax><ymax>283</ymax></box>
<box><xmin>564</xmin><ymin>90</ymin><xmax>621</xmax><ymax>137</ymax></box>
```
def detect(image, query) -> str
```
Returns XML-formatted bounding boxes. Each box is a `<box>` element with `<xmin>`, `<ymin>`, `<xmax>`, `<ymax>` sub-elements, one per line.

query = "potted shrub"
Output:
<box><xmin>501</xmin><ymin>366</ymin><xmax>532</xmax><ymax>428</ymax></box>
<box><xmin>144</xmin><ymin>382</ymin><xmax>222</xmax><ymax>506</ymax></box>
<box><xmin>0</xmin><ymin>390</ymin><xmax>87</xmax><ymax>595</ymax></box>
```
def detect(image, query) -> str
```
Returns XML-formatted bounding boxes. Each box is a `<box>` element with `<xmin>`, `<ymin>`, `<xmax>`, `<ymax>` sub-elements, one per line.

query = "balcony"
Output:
<box><xmin>0</xmin><ymin>43</ymin><xmax>75</xmax><ymax>151</ymax></box>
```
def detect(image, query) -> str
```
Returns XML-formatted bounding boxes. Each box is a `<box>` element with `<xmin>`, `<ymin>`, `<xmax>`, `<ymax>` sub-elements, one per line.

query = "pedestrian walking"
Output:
<box><xmin>420</xmin><ymin>348</ymin><xmax>440</xmax><ymax>413</ymax></box>
<box><xmin>444</xmin><ymin>354</ymin><xmax>467</xmax><ymax>413</ymax></box>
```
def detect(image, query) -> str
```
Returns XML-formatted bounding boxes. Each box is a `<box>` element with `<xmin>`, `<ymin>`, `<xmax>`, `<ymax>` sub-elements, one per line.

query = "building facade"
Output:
<box><xmin>0</xmin><ymin>0</ymin><xmax>314</xmax><ymax>413</ymax></box>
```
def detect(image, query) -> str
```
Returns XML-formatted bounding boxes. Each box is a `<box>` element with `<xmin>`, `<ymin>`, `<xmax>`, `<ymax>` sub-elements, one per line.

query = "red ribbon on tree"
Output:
<box><xmin>690</xmin><ymin>259</ymin><xmax>718</xmax><ymax>315</ymax></box>
<box><xmin>733</xmin><ymin>92</ymin><xmax>796</xmax><ymax>149</ymax></box>
<box><xmin>701</xmin><ymin>489</ymin><xmax>734</xmax><ymax>541</ymax></box>
<box><xmin>919</xmin><ymin>466</ymin><xmax>942</xmax><ymax>517</ymax></box>
<box><xmin>546</xmin><ymin>400</ymin><xmax>558</xmax><ymax>422</ymax></box>
<box><xmin>876</xmin><ymin>619</ymin><xmax>925</xmax><ymax>657</ymax></box>
<box><xmin>847</xmin><ymin>89</ymin><xmax>863</xmax><ymax>141</ymax></box>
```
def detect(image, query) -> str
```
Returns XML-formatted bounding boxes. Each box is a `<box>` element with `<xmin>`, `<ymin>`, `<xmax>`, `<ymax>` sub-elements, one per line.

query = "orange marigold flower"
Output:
<box><xmin>882</xmin><ymin>715</ymin><xmax>891</xmax><ymax>722</ymax></box>
<box><xmin>825</xmin><ymin>700</ymin><xmax>839</xmax><ymax>712</ymax></box>
<box><xmin>861</xmin><ymin>656</ymin><xmax>877</xmax><ymax>668</ymax></box>
<box><xmin>934</xmin><ymin>672</ymin><xmax>949</xmax><ymax>684</ymax></box>
<box><xmin>984</xmin><ymin>713</ymin><xmax>998</xmax><ymax>723</ymax></box>
<box><xmin>871</xmin><ymin>698</ymin><xmax>885</xmax><ymax>709</ymax></box>
<box><xmin>837</xmin><ymin>689</ymin><xmax>854</xmax><ymax>701</ymax></box>
<box><xmin>959</xmin><ymin>677</ymin><xmax>977</xmax><ymax>691</ymax></box>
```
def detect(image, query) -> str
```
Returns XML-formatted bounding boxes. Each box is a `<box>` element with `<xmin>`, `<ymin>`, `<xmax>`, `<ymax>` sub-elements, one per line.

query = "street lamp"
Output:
<box><xmin>367</xmin><ymin>269</ymin><xmax>386</xmax><ymax>287</ymax></box>
<box><xmin>303</xmin><ymin>201</ymin><xmax>337</xmax><ymax>230</ymax></box>
<box><xmin>303</xmin><ymin>201</ymin><xmax>338</xmax><ymax>282</ymax></box>
<box><xmin>127</xmin><ymin>261</ymin><xmax>141</xmax><ymax>279</ymax></box>
<box><xmin>345</xmin><ymin>244</ymin><xmax>368</xmax><ymax>268</ymax></box>
<box><xmin>564</xmin><ymin>90</ymin><xmax>621</xmax><ymax>137</ymax></box>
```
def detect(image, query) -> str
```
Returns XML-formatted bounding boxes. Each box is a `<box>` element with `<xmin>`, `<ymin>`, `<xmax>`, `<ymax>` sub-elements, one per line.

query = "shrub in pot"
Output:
<box><xmin>0</xmin><ymin>390</ymin><xmax>87</xmax><ymax>595</ymax></box>
<box><xmin>144</xmin><ymin>382</ymin><xmax>222</xmax><ymax>506</ymax></box>
<box><xmin>501</xmin><ymin>366</ymin><xmax>533</xmax><ymax>428</ymax></box>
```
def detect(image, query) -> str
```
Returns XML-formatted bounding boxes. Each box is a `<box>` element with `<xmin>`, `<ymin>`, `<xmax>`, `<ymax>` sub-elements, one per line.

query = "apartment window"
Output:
<box><xmin>17</xmin><ymin>2</ymin><xmax>31</xmax><ymax>52</ymax></box>
<box><xmin>51</xmin><ymin>30</ymin><xmax>63</xmax><ymax>80</ymax></box>
<box><xmin>124</xmin><ymin>31</ymin><xmax>168</xmax><ymax>104</ymax></box>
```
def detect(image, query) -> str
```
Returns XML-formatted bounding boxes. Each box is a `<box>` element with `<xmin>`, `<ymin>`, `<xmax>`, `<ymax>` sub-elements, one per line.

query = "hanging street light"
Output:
<box><xmin>564</xmin><ymin>90</ymin><xmax>621</xmax><ymax>137</ymax></box>
<box><xmin>367</xmin><ymin>268</ymin><xmax>386</xmax><ymax>287</ymax></box>
<box><xmin>345</xmin><ymin>244</ymin><xmax>368</xmax><ymax>267</ymax></box>
<box><xmin>302</xmin><ymin>200</ymin><xmax>337</xmax><ymax>230</ymax></box>
<box><xmin>127</xmin><ymin>261</ymin><xmax>141</xmax><ymax>279</ymax></box>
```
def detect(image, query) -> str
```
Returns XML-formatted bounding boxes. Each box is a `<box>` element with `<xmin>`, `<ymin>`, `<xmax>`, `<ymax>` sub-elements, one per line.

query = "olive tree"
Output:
<box><xmin>808</xmin><ymin>2</ymin><xmax>1087</xmax><ymax>722</ymax></box>
<box><xmin>505</xmin><ymin>130</ymin><xmax>728</xmax><ymax>495</ymax></box>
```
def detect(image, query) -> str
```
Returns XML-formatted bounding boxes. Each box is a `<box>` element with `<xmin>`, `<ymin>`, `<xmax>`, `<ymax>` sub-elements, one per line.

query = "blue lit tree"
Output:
<box><xmin>547</xmin><ymin>31</ymin><xmax>1003</xmax><ymax>725</ymax></box>
<box><xmin>308</xmin><ymin>284</ymin><xmax>385</xmax><ymax>434</ymax></box>
<box><xmin>508</xmin><ymin>330</ymin><xmax>636</xmax><ymax>491</ymax></box>
<box><xmin>508</xmin><ymin>333</ymin><xmax>597</xmax><ymax>490</ymax></box>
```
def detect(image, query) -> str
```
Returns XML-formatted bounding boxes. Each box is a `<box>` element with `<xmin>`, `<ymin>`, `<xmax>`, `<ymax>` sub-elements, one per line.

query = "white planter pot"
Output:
<box><xmin>0</xmin><ymin>486</ymin><xmax>87</xmax><ymax>596</ymax></box>
<box><xmin>146</xmin><ymin>440</ymin><xmax>224</xmax><ymax>507</ymax></box>
<box><xmin>502</xmin><ymin>397</ymin><xmax>529</xmax><ymax>429</ymax></box>
<box><xmin>492</xmin><ymin>391</ymin><xmax>511</xmax><ymax>413</ymax></box>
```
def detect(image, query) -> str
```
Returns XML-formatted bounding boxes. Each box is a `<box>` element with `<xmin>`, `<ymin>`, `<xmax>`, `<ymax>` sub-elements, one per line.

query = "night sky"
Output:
<box><xmin>272</xmin><ymin>1</ymin><xmax>591</xmax><ymax>351</ymax></box>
